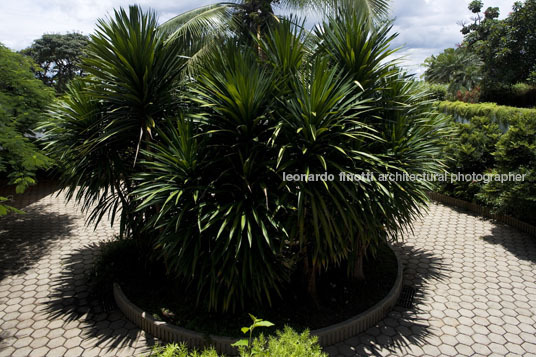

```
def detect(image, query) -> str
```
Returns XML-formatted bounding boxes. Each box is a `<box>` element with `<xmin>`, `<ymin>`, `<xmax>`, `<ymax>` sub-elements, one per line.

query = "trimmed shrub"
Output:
<box><xmin>438</xmin><ymin>106</ymin><xmax>536</xmax><ymax>225</ymax></box>
<box><xmin>476</xmin><ymin>114</ymin><xmax>536</xmax><ymax>224</ymax></box>
<box><xmin>438</xmin><ymin>101</ymin><xmax>536</xmax><ymax>129</ymax></box>
<box><xmin>439</xmin><ymin>116</ymin><xmax>502</xmax><ymax>201</ymax></box>
<box><xmin>423</xmin><ymin>83</ymin><xmax>448</xmax><ymax>101</ymax></box>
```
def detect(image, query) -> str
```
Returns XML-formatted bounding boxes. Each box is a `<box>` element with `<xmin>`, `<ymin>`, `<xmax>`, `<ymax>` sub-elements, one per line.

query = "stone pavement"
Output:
<box><xmin>0</xmin><ymin>183</ymin><xmax>152</xmax><ymax>357</ymax></box>
<box><xmin>1</xmin><ymin>183</ymin><xmax>535</xmax><ymax>356</ymax></box>
<box><xmin>329</xmin><ymin>203</ymin><xmax>536</xmax><ymax>356</ymax></box>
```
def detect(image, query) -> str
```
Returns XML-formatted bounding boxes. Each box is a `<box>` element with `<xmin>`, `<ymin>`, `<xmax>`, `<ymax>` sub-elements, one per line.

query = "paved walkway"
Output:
<box><xmin>1</xmin><ymin>183</ymin><xmax>535</xmax><ymax>356</ymax></box>
<box><xmin>0</xmin><ymin>183</ymin><xmax>151</xmax><ymax>357</ymax></box>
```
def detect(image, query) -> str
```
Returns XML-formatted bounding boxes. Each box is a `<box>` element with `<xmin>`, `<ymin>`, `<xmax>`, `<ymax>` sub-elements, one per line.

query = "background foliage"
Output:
<box><xmin>21</xmin><ymin>33</ymin><xmax>89</xmax><ymax>94</ymax></box>
<box><xmin>0</xmin><ymin>44</ymin><xmax>54</xmax><ymax>215</ymax></box>
<box><xmin>423</xmin><ymin>0</ymin><xmax>536</xmax><ymax>106</ymax></box>
<box><xmin>438</xmin><ymin>100</ymin><xmax>536</xmax><ymax>128</ymax></box>
<box><xmin>438</xmin><ymin>101</ymin><xmax>536</xmax><ymax>224</ymax></box>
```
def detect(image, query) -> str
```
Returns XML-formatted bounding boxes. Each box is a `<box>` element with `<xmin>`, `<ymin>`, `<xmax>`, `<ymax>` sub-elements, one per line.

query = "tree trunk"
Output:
<box><xmin>350</xmin><ymin>242</ymin><xmax>368</xmax><ymax>281</ymax></box>
<box><xmin>352</xmin><ymin>252</ymin><xmax>366</xmax><ymax>281</ymax></box>
<box><xmin>257</xmin><ymin>24</ymin><xmax>264</xmax><ymax>59</ymax></box>
<box><xmin>303</xmin><ymin>255</ymin><xmax>320</xmax><ymax>308</ymax></box>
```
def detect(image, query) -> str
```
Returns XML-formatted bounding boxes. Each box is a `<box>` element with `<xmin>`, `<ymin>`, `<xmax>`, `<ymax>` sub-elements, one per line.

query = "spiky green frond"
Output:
<box><xmin>281</xmin><ymin>0</ymin><xmax>390</xmax><ymax>19</ymax></box>
<box><xmin>43</xmin><ymin>6</ymin><xmax>188</xmax><ymax>236</ymax></box>
<box><xmin>161</xmin><ymin>3</ymin><xmax>236</xmax><ymax>44</ymax></box>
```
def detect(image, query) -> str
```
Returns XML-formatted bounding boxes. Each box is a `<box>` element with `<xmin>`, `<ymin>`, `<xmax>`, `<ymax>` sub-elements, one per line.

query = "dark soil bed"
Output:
<box><xmin>93</xmin><ymin>240</ymin><xmax>398</xmax><ymax>338</ymax></box>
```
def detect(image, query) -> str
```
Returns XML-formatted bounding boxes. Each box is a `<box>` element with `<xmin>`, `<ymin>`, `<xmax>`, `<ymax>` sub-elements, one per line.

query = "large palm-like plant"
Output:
<box><xmin>136</xmin><ymin>44</ymin><xmax>291</xmax><ymax>311</ymax></box>
<box><xmin>135</xmin><ymin>11</ymin><xmax>448</xmax><ymax>311</ymax></box>
<box><xmin>43</xmin><ymin>6</ymin><xmax>187</xmax><ymax>239</ymax></box>
<box><xmin>45</xmin><ymin>3</ymin><xmax>448</xmax><ymax>313</ymax></box>
<box><xmin>279</xmin><ymin>9</ymin><xmax>447</xmax><ymax>294</ymax></box>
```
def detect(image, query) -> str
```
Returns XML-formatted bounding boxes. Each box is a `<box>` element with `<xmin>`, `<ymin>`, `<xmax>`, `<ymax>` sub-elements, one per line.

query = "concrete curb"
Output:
<box><xmin>114</xmin><ymin>247</ymin><xmax>404</xmax><ymax>355</ymax></box>
<box><xmin>312</xmin><ymin>247</ymin><xmax>404</xmax><ymax>346</ymax></box>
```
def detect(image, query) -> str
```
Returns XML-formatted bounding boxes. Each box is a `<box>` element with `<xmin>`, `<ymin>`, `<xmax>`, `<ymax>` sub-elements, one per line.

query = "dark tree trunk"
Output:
<box><xmin>303</xmin><ymin>254</ymin><xmax>320</xmax><ymax>308</ymax></box>
<box><xmin>352</xmin><ymin>252</ymin><xmax>366</xmax><ymax>281</ymax></box>
<box><xmin>350</xmin><ymin>242</ymin><xmax>368</xmax><ymax>281</ymax></box>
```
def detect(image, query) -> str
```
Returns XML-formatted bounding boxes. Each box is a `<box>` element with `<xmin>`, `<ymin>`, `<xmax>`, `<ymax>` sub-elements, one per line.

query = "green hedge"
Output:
<box><xmin>437</xmin><ymin>110</ymin><xmax>536</xmax><ymax>225</ymax></box>
<box><xmin>475</xmin><ymin>114</ymin><xmax>536</xmax><ymax>224</ymax></box>
<box><xmin>438</xmin><ymin>116</ymin><xmax>502</xmax><ymax>202</ymax></box>
<box><xmin>438</xmin><ymin>101</ymin><xmax>536</xmax><ymax>129</ymax></box>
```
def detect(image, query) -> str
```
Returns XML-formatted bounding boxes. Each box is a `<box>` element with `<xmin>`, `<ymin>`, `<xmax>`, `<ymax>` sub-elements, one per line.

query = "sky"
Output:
<box><xmin>0</xmin><ymin>0</ymin><xmax>517</xmax><ymax>76</ymax></box>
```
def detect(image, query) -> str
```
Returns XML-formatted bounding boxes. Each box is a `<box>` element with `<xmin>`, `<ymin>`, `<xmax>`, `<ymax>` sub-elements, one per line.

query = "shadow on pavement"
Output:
<box><xmin>0</xmin><ymin>181</ymin><xmax>59</xmax><ymax>211</ymax></box>
<box><xmin>44</xmin><ymin>243</ymin><xmax>155</xmax><ymax>353</ymax></box>
<box><xmin>0</xmin><ymin>204</ymin><xmax>76</xmax><ymax>281</ymax></box>
<box><xmin>342</xmin><ymin>243</ymin><xmax>449</xmax><ymax>356</ymax></box>
<box><xmin>482</xmin><ymin>225</ymin><xmax>536</xmax><ymax>264</ymax></box>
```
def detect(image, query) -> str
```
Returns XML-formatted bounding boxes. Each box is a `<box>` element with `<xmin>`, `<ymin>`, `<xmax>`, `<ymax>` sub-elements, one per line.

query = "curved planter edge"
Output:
<box><xmin>311</xmin><ymin>247</ymin><xmax>404</xmax><ymax>346</ymax></box>
<box><xmin>113</xmin><ymin>247</ymin><xmax>403</xmax><ymax>355</ymax></box>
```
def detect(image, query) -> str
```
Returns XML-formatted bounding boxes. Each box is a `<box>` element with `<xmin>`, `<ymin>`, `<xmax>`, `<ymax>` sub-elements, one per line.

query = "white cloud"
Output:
<box><xmin>0</xmin><ymin>0</ymin><xmax>211</xmax><ymax>50</ymax></box>
<box><xmin>0</xmin><ymin>0</ymin><xmax>519</xmax><ymax>73</ymax></box>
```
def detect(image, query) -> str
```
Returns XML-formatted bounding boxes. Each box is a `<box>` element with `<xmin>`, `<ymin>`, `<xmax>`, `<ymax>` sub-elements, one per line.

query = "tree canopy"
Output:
<box><xmin>0</xmin><ymin>44</ymin><xmax>54</xmax><ymax>215</ymax></box>
<box><xmin>423</xmin><ymin>47</ymin><xmax>482</xmax><ymax>96</ymax></box>
<box><xmin>423</xmin><ymin>0</ymin><xmax>536</xmax><ymax>105</ymax></box>
<box><xmin>21</xmin><ymin>33</ymin><xmax>89</xmax><ymax>94</ymax></box>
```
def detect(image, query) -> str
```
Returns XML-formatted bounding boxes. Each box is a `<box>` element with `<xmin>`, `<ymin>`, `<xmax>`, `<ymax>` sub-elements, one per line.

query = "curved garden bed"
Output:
<box><xmin>114</xmin><ymin>245</ymin><xmax>403</xmax><ymax>355</ymax></box>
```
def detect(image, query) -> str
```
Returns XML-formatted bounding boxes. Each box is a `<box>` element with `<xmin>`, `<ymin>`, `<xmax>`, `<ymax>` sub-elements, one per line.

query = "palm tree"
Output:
<box><xmin>160</xmin><ymin>0</ymin><xmax>390</xmax><ymax>61</ymax></box>
<box><xmin>423</xmin><ymin>47</ymin><xmax>483</xmax><ymax>94</ymax></box>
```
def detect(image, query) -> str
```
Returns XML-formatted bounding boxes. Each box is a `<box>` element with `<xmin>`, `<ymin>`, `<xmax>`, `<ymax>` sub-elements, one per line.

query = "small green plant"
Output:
<box><xmin>249</xmin><ymin>327</ymin><xmax>327</xmax><ymax>357</ymax></box>
<box><xmin>232</xmin><ymin>314</ymin><xmax>275</xmax><ymax>351</ymax></box>
<box><xmin>150</xmin><ymin>343</ymin><xmax>218</xmax><ymax>357</ymax></box>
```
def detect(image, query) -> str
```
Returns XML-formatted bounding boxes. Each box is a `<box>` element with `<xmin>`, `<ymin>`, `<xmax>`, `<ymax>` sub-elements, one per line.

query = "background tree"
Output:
<box><xmin>423</xmin><ymin>47</ymin><xmax>482</xmax><ymax>97</ymax></box>
<box><xmin>422</xmin><ymin>0</ymin><xmax>536</xmax><ymax>105</ymax></box>
<box><xmin>0</xmin><ymin>44</ymin><xmax>53</xmax><ymax>215</ymax></box>
<box><xmin>21</xmin><ymin>33</ymin><xmax>89</xmax><ymax>94</ymax></box>
<box><xmin>461</xmin><ymin>0</ymin><xmax>536</xmax><ymax>104</ymax></box>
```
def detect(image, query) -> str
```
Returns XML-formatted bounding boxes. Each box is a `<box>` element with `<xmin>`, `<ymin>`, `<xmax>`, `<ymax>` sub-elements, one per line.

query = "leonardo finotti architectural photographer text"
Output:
<box><xmin>282</xmin><ymin>172</ymin><xmax>526</xmax><ymax>183</ymax></box>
